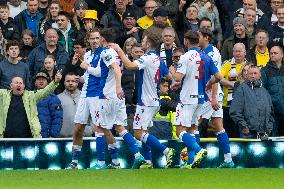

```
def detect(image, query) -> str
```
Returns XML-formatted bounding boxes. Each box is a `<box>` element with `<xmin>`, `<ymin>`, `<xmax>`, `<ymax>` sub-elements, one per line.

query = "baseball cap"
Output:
<box><xmin>74</xmin><ymin>0</ymin><xmax>88</xmax><ymax>10</ymax></box>
<box><xmin>122</xmin><ymin>10</ymin><xmax>137</xmax><ymax>20</ymax></box>
<box><xmin>35</xmin><ymin>72</ymin><xmax>50</xmax><ymax>82</ymax></box>
<box><xmin>153</xmin><ymin>8</ymin><xmax>168</xmax><ymax>17</ymax></box>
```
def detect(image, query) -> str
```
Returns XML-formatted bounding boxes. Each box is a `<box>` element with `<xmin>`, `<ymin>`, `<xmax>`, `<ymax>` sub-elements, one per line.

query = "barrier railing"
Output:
<box><xmin>0</xmin><ymin>138</ymin><xmax>283</xmax><ymax>169</ymax></box>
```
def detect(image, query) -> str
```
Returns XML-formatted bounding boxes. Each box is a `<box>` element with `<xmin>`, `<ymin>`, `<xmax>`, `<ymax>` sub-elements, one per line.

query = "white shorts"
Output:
<box><xmin>133</xmin><ymin>105</ymin><xmax>160</xmax><ymax>130</ymax></box>
<box><xmin>198</xmin><ymin>101</ymin><xmax>223</xmax><ymax>119</ymax></box>
<box><xmin>74</xmin><ymin>97</ymin><xmax>101</xmax><ymax>125</ymax></box>
<box><xmin>174</xmin><ymin>103</ymin><xmax>202</xmax><ymax>128</ymax></box>
<box><xmin>99</xmin><ymin>98</ymin><xmax>127</xmax><ymax>129</ymax></box>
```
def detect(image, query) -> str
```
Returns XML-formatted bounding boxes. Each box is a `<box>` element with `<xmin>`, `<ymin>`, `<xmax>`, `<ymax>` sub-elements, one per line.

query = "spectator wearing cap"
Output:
<box><xmin>39</xmin><ymin>0</ymin><xmax>62</xmax><ymax>42</ymax></box>
<box><xmin>137</xmin><ymin>0</ymin><xmax>172</xmax><ymax>30</ymax></box>
<box><xmin>0</xmin><ymin>71</ymin><xmax>62</xmax><ymax>138</ymax></box>
<box><xmin>72</xmin><ymin>0</ymin><xmax>88</xmax><ymax>31</ymax></box>
<box><xmin>35</xmin><ymin>71</ymin><xmax>63</xmax><ymax>138</ymax></box>
<box><xmin>143</xmin><ymin>7</ymin><xmax>180</xmax><ymax>47</ymax></box>
<box><xmin>76</xmin><ymin>10</ymin><xmax>99</xmax><ymax>42</ymax></box>
<box><xmin>85</xmin><ymin>0</ymin><xmax>113</xmax><ymax>20</ymax></box>
<box><xmin>28</xmin><ymin>28</ymin><xmax>70</xmax><ymax>80</ymax></box>
<box><xmin>176</xmin><ymin>3</ymin><xmax>199</xmax><ymax>42</ymax></box>
<box><xmin>118</xmin><ymin>10</ymin><xmax>142</xmax><ymax>44</ymax></box>
<box><xmin>221</xmin><ymin>16</ymin><xmax>255</xmax><ymax>62</ymax></box>
<box><xmin>0</xmin><ymin>40</ymin><xmax>31</xmax><ymax>90</ymax></box>
<box><xmin>53</xmin><ymin>11</ymin><xmax>77</xmax><ymax>56</ymax></box>
<box><xmin>14</xmin><ymin>0</ymin><xmax>44</xmax><ymax>42</ymax></box>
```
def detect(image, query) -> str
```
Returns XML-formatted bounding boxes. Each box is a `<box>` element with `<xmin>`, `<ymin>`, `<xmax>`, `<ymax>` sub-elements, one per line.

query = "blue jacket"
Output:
<box><xmin>14</xmin><ymin>9</ymin><xmax>43</xmax><ymax>41</ymax></box>
<box><xmin>27</xmin><ymin>43</ymin><xmax>69</xmax><ymax>79</ymax></box>
<box><xmin>37</xmin><ymin>93</ymin><xmax>63</xmax><ymax>137</ymax></box>
<box><xmin>261</xmin><ymin>61</ymin><xmax>284</xmax><ymax>115</ymax></box>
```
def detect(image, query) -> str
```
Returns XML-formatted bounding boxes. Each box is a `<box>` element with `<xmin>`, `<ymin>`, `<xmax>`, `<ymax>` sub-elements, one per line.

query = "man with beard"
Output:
<box><xmin>28</xmin><ymin>28</ymin><xmax>69</xmax><ymax>80</ymax></box>
<box><xmin>58</xmin><ymin>72</ymin><xmax>93</xmax><ymax>137</ymax></box>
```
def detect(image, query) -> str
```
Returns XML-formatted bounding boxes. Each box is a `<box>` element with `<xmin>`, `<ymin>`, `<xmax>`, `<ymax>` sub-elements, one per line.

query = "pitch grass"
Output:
<box><xmin>1</xmin><ymin>169</ymin><xmax>284</xmax><ymax>189</ymax></box>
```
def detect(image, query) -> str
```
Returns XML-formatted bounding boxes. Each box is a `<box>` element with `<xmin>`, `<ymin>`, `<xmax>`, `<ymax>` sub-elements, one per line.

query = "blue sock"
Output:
<box><xmin>195</xmin><ymin>132</ymin><xmax>200</xmax><ymax>145</ymax></box>
<box><xmin>72</xmin><ymin>145</ymin><xmax>81</xmax><ymax>162</ymax></box>
<box><xmin>120</xmin><ymin>131</ymin><xmax>140</xmax><ymax>155</ymax></box>
<box><xmin>142</xmin><ymin>142</ymin><xmax>152</xmax><ymax>161</ymax></box>
<box><xmin>96</xmin><ymin>134</ymin><xmax>106</xmax><ymax>162</ymax></box>
<box><xmin>108</xmin><ymin>143</ymin><xmax>118</xmax><ymax>160</ymax></box>
<box><xmin>187</xmin><ymin>150</ymin><xmax>195</xmax><ymax>164</ymax></box>
<box><xmin>217</xmin><ymin>130</ymin><xmax>231</xmax><ymax>154</ymax></box>
<box><xmin>144</xmin><ymin>133</ymin><xmax>167</xmax><ymax>152</ymax></box>
<box><xmin>181</xmin><ymin>132</ymin><xmax>201</xmax><ymax>153</ymax></box>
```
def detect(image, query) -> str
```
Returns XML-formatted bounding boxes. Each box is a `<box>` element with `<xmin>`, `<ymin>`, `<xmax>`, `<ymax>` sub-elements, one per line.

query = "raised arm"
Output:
<box><xmin>34</xmin><ymin>71</ymin><xmax>62</xmax><ymax>102</ymax></box>
<box><xmin>108</xmin><ymin>43</ymin><xmax>139</xmax><ymax>70</ymax></box>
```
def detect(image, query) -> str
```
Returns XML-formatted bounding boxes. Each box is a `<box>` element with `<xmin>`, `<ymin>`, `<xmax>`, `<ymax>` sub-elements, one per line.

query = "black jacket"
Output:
<box><xmin>269</xmin><ymin>24</ymin><xmax>284</xmax><ymax>49</ymax></box>
<box><xmin>100</xmin><ymin>6</ymin><xmax>128</xmax><ymax>46</ymax></box>
<box><xmin>27</xmin><ymin>43</ymin><xmax>69</xmax><ymax>78</ymax></box>
<box><xmin>0</xmin><ymin>17</ymin><xmax>20</xmax><ymax>40</ymax></box>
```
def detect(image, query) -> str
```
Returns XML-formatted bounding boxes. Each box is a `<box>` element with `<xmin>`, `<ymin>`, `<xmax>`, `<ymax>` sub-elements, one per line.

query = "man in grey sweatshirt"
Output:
<box><xmin>57</xmin><ymin>72</ymin><xmax>93</xmax><ymax>137</ymax></box>
<box><xmin>0</xmin><ymin>40</ymin><xmax>31</xmax><ymax>89</ymax></box>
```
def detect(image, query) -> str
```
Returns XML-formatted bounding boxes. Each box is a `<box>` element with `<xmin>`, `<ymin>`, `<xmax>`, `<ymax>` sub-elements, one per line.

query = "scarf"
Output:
<box><xmin>160</xmin><ymin>43</ymin><xmax>176</xmax><ymax>66</ymax></box>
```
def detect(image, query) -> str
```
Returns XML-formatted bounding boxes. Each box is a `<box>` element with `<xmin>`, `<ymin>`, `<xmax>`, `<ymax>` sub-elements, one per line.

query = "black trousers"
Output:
<box><xmin>223</xmin><ymin>106</ymin><xmax>240</xmax><ymax>138</ymax></box>
<box><xmin>274</xmin><ymin>114</ymin><xmax>284</xmax><ymax>136</ymax></box>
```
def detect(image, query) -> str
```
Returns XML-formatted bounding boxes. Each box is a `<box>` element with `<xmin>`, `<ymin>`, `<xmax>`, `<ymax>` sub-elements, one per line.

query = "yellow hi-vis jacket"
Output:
<box><xmin>153</xmin><ymin>95</ymin><xmax>179</xmax><ymax>140</ymax></box>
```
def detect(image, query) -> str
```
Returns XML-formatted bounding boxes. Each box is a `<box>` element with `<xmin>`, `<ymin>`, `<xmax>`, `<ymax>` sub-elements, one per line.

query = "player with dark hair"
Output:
<box><xmin>110</xmin><ymin>33</ymin><xmax>175</xmax><ymax>168</ymax></box>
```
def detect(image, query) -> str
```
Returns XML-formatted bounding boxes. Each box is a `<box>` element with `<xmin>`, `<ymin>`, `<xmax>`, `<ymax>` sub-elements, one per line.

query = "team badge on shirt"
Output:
<box><xmin>105</xmin><ymin>54</ymin><xmax>112</xmax><ymax>61</ymax></box>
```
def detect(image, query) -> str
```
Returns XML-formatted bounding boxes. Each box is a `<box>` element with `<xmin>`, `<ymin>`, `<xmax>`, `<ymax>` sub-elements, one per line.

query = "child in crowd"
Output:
<box><xmin>19</xmin><ymin>29</ymin><xmax>35</xmax><ymax>61</ymax></box>
<box><xmin>42</xmin><ymin>55</ymin><xmax>58</xmax><ymax>80</ymax></box>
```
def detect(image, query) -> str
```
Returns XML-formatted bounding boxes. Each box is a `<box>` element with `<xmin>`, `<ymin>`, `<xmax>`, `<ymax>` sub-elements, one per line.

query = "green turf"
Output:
<box><xmin>0</xmin><ymin>169</ymin><xmax>284</xmax><ymax>189</ymax></box>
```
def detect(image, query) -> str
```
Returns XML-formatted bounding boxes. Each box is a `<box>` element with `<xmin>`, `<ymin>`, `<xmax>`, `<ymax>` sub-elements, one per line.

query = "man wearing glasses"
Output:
<box><xmin>137</xmin><ymin>0</ymin><xmax>172</xmax><ymax>30</ymax></box>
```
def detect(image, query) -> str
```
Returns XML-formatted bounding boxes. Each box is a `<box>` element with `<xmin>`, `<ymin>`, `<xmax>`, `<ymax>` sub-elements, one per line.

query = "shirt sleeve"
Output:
<box><xmin>101</xmin><ymin>48</ymin><xmax>119</xmax><ymax>67</ymax></box>
<box><xmin>133</xmin><ymin>55</ymin><xmax>147</xmax><ymax>70</ymax></box>
<box><xmin>209</xmin><ymin>58</ymin><xmax>219</xmax><ymax>75</ymax></box>
<box><xmin>160</xmin><ymin>58</ymin><xmax>169</xmax><ymax>78</ymax></box>
<box><xmin>176</xmin><ymin>54</ymin><xmax>187</xmax><ymax>75</ymax></box>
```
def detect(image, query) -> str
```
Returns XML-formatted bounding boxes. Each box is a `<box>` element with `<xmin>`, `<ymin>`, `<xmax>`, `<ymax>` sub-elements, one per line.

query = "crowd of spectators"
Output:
<box><xmin>0</xmin><ymin>0</ymin><xmax>283</xmax><ymax>139</ymax></box>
